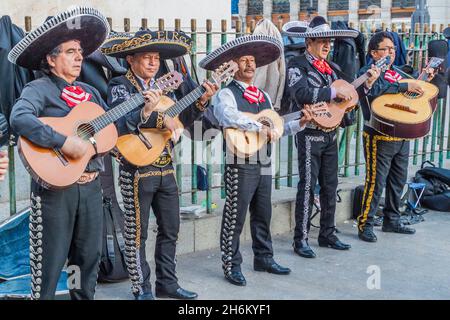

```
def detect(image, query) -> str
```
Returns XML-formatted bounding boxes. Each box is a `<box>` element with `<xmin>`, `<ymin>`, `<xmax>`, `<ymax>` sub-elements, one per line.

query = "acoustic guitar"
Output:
<box><xmin>116</xmin><ymin>60</ymin><xmax>239</xmax><ymax>167</ymax></box>
<box><xmin>227</xmin><ymin>103</ymin><xmax>330</xmax><ymax>159</ymax></box>
<box><xmin>304</xmin><ymin>56</ymin><xmax>391</xmax><ymax>131</ymax></box>
<box><xmin>18</xmin><ymin>71</ymin><xmax>183</xmax><ymax>189</ymax></box>
<box><xmin>370</xmin><ymin>57</ymin><xmax>443</xmax><ymax>139</ymax></box>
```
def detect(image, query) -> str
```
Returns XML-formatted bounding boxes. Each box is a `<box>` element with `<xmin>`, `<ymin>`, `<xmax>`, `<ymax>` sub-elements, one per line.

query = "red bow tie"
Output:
<box><xmin>61</xmin><ymin>85</ymin><xmax>92</xmax><ymax>108</ymax></box>
<box><xmin>313</xmin><ymin>59</ymin><xmax>332</xmax><ymax>75</ymax></box>
<box><xmin>243</xmin><ymin>86</ymin><xmax>266</xmax><ymax>104</ymax></box>
<box><xmin>384</xmin><ymin>70</ymin><xmax>403</xmax><ymax>83</ymax></box>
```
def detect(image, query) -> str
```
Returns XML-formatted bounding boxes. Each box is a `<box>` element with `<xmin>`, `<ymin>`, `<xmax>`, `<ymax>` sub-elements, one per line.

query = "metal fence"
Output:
<box><xmin>5</xmin><ymin>17</ymin><xmax>450</xmax><ymax>216</ymax></box>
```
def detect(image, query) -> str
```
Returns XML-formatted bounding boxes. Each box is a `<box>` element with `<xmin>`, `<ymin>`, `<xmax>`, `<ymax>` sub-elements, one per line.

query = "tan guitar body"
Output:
<box><xmin>371</xmin><ymin>79</ymin><xmax>438</xmax><ymax>139</ymax></box>
<box><xmin>18</xmin><ymin>102</ymin><xmax>118</xmax><ymax>189</ymax></box>
<box><xmin>115</xmin><ymin>96</ymin><xmax>183</xmax><ymax>167</ymax></box>
<box><xmin>224</xmin><ymin>109</ymin><xmax>284</xmax><ymax>158</ymax></box>
<box><xmin>308</xmin><ymin>79</ymin><xmax>359</xmax><ymax>131</ymax></box>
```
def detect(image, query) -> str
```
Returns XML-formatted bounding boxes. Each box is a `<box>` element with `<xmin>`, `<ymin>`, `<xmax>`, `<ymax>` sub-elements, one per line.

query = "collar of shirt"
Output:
<box><xmin>49</xmin><ymin>73</ymin><xmax>76</xmax><ymax>91</ymax></box>
<box><xmin>135</xmin><ymin>74</ymin><xmax>155</xmax><ymax>91</ymax></box>
<box><xmin>234</xmin><ymin>79</ymin><xmax>254</xmax><ymax>89</ymax></box>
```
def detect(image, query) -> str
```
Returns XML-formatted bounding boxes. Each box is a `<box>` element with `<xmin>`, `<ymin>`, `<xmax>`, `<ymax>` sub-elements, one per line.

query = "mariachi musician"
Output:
<box><xmin>356</xmin><ymin>31</ymin><xmax>435</xmax><ymax>242</ymax></box>
<box><xmin>286</xmin><ymin>16</ymin><xmax>363</xmax><ymax>258</ymax></box>
<box><xmin>103</xmin><ymin>30</ymin><xmax>218</xmax><ymax>300</ymax></box>
<box><xmin>9</xmin><ymin>7</ymin><xmax>110</xmax><ymax>299</ymax></box>
<box><xmin>200</xmin><ymin>34</ymin><xmax>313</xmax><ymax>286</ymax></box>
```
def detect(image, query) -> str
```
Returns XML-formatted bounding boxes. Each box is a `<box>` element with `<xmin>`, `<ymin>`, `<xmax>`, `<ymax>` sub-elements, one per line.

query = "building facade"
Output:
<box><xmin>232</xmin><ymin>0</ymin><xmax>449</xmax><ymax>31</ymax></box>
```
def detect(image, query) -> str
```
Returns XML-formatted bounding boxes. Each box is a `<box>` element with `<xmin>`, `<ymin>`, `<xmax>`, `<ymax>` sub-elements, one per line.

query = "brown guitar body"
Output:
<box><xmin>18</xmin><ymin>102</ymin><xmax>118</xmax><ymax>189</ymax></box>
<box><xmin>224</xmin><ymin>109</ymin><xmax>284</xmax><ymax>158</ymax></box>
<box><xmin>115</xmin><ymin>96</ymin><xmax>183</xmax><ymax>167</ymax></box>
<box><xmin>308</xmin><ymin>79</ymin><xmax>359</xmax><ymax>131</ymax></box>
<box><xmin>370</xmin><ymin>79</ymin><xmax>438</xmax><ymax>139</ymax></box>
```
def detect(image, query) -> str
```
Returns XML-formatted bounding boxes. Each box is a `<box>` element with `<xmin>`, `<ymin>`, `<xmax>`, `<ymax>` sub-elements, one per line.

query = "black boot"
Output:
<box><xmin>155</xmin><ymin>287</ymin><xmax>198</xmax><ymax>300</ymax></box>
<box><xmin>358</xmin><ymin>228</ymin><xmax>377</xmax><ymax>242</ymax></box>
<box><xmin>382</xmin><ymin>223</ymin><xmax>416</xmax><ymax>234</ymax></box>
<box><xmin>224</xmin><ymin>271</ymin><xmax>247</xmax><ymax>286</ymax></box>
<box><xmin>293</xmin><ymin>240</ymin><xmax>316</xmax><ymax>258</ymax></box>
<box><xmin>134</xmin><ymin>292</ymin><xmax>155</xmax><ymax>300</ymax></box>
<box><xmin>318</xmin><ymin>235</ymin><xmax>351</xmax><ymax>250</ymax></box>
<box><xmin>253</xmin><ymin>257</ymin><xmax>291</xmax><ymax>275</ymax></box>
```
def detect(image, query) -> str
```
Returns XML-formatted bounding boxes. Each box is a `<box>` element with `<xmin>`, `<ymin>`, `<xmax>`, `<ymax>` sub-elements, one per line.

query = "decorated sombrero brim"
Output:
<box><xmin>101</xmin><ymin>30</ymin><xmax>192</xmax><ymax>59</ymax></box>
<box><xmin>199</xmin><ymin>34</ymin><xmax>282</xmax><ymax>71</ymax></box>
<box><xmin>8</xmin><ymin>6</ymin><xmax>110</xmax><ymax>70</ymax></box>
<box><xmin>283</xmin><ymin>16</ymin><xmax>358</xmax><ymax>39</ymax></box>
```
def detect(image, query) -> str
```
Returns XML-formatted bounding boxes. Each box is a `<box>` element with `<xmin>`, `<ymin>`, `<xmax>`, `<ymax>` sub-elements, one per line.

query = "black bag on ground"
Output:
<box><xmin>414</xmin><ymin>161</ymin><xmax>450</xmax><ymax>212</ymax></box>
<box><xmin>352</xmin><ymin>185</ymin><xmax>365</xmax><ymax>219</ymax></box>
<box><xmin>98</xmin><ymin>154</ymin><xmax>129</xmax><ymax>282</ymax></box>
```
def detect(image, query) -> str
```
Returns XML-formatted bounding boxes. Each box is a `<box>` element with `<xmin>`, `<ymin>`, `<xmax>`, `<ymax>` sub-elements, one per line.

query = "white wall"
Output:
<box><xmin>427</xmin><ymin>0</ymin><xmax>450</xmax><ymax>27</ymax></box>
<box><xmin>0</xmin><ymin>0</ymin><xmax>232</xmax><ymax>31</ymax></box>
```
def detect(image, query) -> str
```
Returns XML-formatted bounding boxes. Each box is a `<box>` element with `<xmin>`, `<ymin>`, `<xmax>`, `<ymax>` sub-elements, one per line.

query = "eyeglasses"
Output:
<box><xmin>375</xmin><ymin>46</ymin><xmax>397</xmax><ymax>52</ymax></box>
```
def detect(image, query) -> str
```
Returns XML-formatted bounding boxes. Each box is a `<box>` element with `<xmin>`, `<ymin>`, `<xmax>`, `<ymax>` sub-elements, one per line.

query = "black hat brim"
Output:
<box><xmin>199</xmin><ymin>35</ymin><xmax>282</xmax><ymax>71</ymax></box>
<box><xmin>8</xmin><ymin>7</ymin><xmax>109</xmax><ymax>70</ymax></box>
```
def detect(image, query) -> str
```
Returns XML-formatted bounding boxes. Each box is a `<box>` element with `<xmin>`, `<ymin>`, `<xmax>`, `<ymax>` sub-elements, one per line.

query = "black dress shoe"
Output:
<box><xmin>254</xmin><ymin>260</ymin><xmax>291</xmax><ymax>275</ymax></box>
<box><xmin>382</xmin><ymin>223</ymin><xmax>416</xmax><ymax>234</ymax></box>
<box><xmin>134</xmin><ymin>292</ymin><xmax>155</xmax><ymax>300</ymax></box>
<box><xmin>155</xmin><ymin>287</ymin><xmax>198</xmax><ymax>300</ymax></box>
<box><xmin>358</xmin><ymin>228</ymin><xmax>377</xmax><ymax>242</ymax></box>
<box><xmin>293</xmin><ymin>240</ymin><xmax>316</xmax><ymax>258</ymax></box>
<box><xmin>224</xmin><ymin>271</ymin><xmax>246</xmax><ymax>286</ymax></box>
<box><xmin>318</xmin><ymin>235</ymin><xmax>351</xmax><ymax>250</ymax></box>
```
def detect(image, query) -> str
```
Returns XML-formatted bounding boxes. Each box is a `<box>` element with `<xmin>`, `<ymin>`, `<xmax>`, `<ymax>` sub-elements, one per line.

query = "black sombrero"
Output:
<box><xmin>100</xmin><ymin>30</ymin><xmax>192</xmax><ymax>59</ymax></box>
<box><xmin>8</xmin><ymin>6</ymin><xmax>110</xmax><ymax>70</ymax></box>
<box><xmin>443</xmin><ymin>27</ymin><xmax>450</xmax><ymax>40</ymax></box>
<box><xmin>282</xmin><ymin>16</ymin><xmax>358</xmax><ymax>39</ymax></box>
<box><xmin>199</xmin><ymin>34</ymin><xmax>282</xmax><ymax>71</ymax></box>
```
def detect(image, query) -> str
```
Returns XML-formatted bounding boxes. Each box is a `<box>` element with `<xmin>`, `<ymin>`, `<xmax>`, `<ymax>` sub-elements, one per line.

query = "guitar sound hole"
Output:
<box><xmin>77</xmin><ymin>123</ymin><xmax>95</xmax><ymax>140</ymax></box>
<box><xmin>259</xmin><ymin>117</ymin><xmax>273</xmax><ymax>129</ymax></box>
<box><xmin>403</xmin><ymin>91</ymin><xmax>423</xmax><ymax>99</ymax></box>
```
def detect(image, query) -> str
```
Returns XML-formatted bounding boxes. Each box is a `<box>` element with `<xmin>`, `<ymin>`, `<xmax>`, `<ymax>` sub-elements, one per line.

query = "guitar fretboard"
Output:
<box><xmin>89</xmin><ymin>93</ymin><xmax>145</xmax><ymax>132</ymax></box>
<box><xmin>165</xmin><ymin>85</ymin><xmax>206</xmax><ymax>118</ymax></box>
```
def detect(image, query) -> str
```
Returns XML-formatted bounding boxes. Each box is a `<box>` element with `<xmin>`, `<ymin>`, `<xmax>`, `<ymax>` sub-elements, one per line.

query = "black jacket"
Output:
<box><xmin>287</xmin><ymin>51</ymin><xmax>339</xmax><ymax>113</ymax></box>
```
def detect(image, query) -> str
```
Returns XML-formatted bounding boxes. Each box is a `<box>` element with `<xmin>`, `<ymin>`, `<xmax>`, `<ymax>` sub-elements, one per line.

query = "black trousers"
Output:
<box><xmin>119</xmin><ymin>163</ymin><xmax>180</xmax><ymax>296</ymax></box>
<box><xmin>294</xmin><ymin>128</ymin><xmax>338</xmax><ymax>245</ymax></box>
<box><xmin>29</xmin><ymin>178</ymin><xmax>103</xmax><ymax>300</ymax></box>
<box><xmin>357</xmin><ymin>128</ymin><xmax>410</xmax><ymax>232</ymax></box>
<box><xmin>220</xmin><ymin>163</ymin><xmax>274</xmax><ymax>275</ymax></box>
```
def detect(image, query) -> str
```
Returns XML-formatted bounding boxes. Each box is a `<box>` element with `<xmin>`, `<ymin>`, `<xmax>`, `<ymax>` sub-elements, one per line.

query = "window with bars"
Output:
<box><xmin>359</xmin><ymin>0</ymin><xmax>382</xmax><ymax>9</ymax></box>
<box><xmin>273</xmin><ymin>0</ymin><xmax>290</xmax><ymax>13</ymax></box>
<box><xmin>300</xmin><ymin>0</ymin><xmax>318</xmax><ymax>12</ymax></box>
<box><xmin>248</xmin><ymin>0</ymin><xmax>264</xmax><ymax>15</ymax></box>
<box><xmin>329</xmin><ymin>0</ymin><xmax>349</xmax><ymax>11</ymax></box>
<box><xmin>392</xmin><ymin>0</ymin><xmax>415</xmax><ymax>7</ymax></box>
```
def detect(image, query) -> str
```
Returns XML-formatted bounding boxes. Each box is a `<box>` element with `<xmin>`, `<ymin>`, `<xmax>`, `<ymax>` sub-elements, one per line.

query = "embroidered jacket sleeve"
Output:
<box><xmin>107</xmin><ymin>77</ymin><xmax>162</xmax><ymax>135</ymax></box>
<box><xmin>287</xmin><ymin>57</ymin><xmax>333</xmax><ymax>106</ymax></box>
<box><xmin>212</xmin><ymin>88</ymin><xmax>262</xmax><ymax>132</ymax></box>
<box><xmin>10</xmin><ymin>82</ymin><xmax>67</xmax><ymax>149</ymax></box>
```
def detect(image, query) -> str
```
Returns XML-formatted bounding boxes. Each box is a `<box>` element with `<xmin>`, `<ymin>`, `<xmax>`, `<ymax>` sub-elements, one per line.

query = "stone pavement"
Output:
<box><xmin>96</xmin><ymin>210</ymin><xmax>450</xmax><ymax>300</ymax></box>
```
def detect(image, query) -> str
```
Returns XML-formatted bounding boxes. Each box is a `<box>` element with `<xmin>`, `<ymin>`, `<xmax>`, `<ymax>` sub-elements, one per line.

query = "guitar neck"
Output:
<box><xmin>90</xmin><ymin>93</ymin><xmax>145</xmax><ymax>132</ymax></box>
<box><xmin>351</xmin><ymin>72</ymin><xmax>370</xmax><ymax>89</ymax></box>
<box><xmin>165</xmin><ymin>85</ymin><xmax>206</xmax><ymax>118</ymax></box>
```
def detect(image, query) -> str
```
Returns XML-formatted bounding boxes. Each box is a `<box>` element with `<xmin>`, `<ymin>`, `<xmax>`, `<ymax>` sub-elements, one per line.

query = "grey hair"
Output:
<box><xmin>39</xmin><ymin>44</ymin><xmax>63</xmax><ymax>75</ymax></box>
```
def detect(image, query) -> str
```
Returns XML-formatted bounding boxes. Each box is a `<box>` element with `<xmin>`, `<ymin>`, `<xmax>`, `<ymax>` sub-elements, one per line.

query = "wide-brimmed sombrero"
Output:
<box><xmin>8</xmin><ymin>6</ymin><xmax>110</xmax><ymax>70</ymax></box>
<box><xmin>100</xmin><ymin>30</ymin><xmax>192</xmax><ymax>59</ymax></box>
<box><xmin>282</xmin><ymin>16</ymin><xmax>358</xmax><ymax>39</ymax></box>
<box><xmin>199</xmin><ymin>34</ymin><xmax>282</xmax><ymax>71</ymax></box>
<box><xmin>443</xmin><ymin>27</ymin><xmax>450</xmax><ymax>40</ymax></box>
